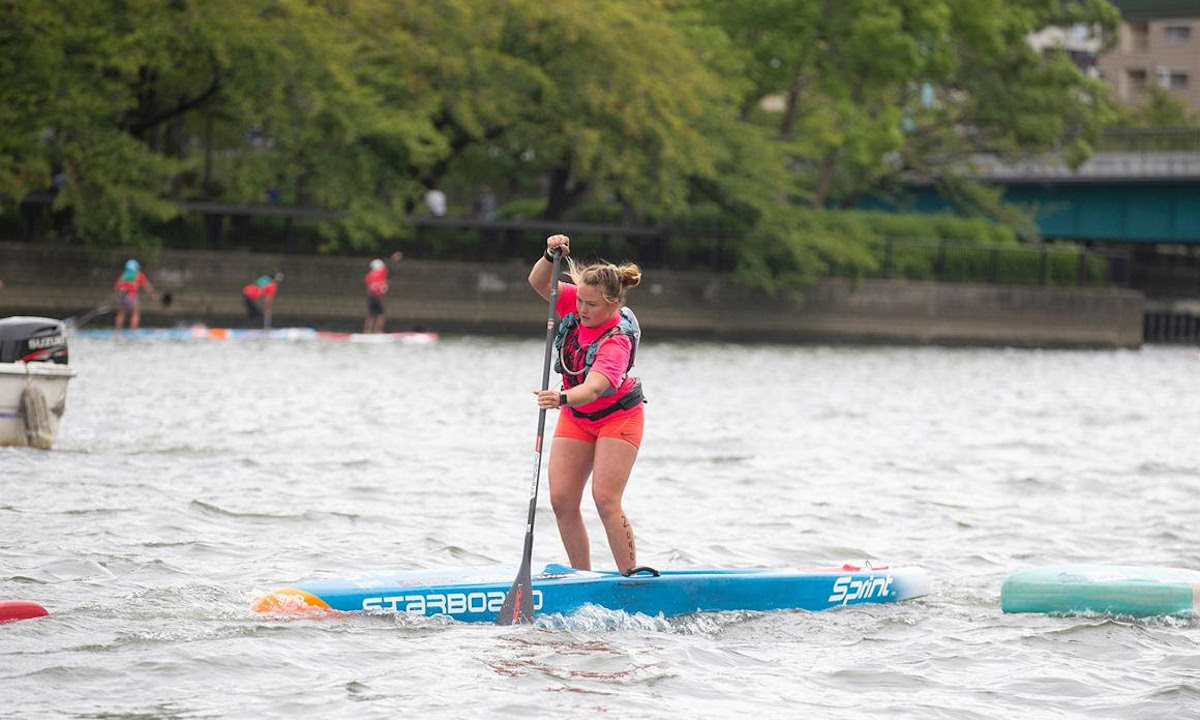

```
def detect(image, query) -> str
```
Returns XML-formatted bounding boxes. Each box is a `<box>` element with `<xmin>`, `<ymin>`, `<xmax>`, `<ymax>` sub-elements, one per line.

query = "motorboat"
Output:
<box><xmin>0</xmin><ymin>317</ymin><xmax>75</xmax><ymax>449</ymax></box>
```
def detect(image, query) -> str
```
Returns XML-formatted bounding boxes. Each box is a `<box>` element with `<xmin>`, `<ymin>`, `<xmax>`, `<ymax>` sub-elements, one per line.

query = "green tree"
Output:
<box><xmin>0</xmin><ymin>0</ymin><xmax>1126</xmax><ymax>291</ymax></box>
<box><xmin>0</xmin><ymin>1</ymin><xmax>182</xmax><ymax>244</ymax></box>
<box><xmin>701</xmin><ymin>0</ymin><xmax>1119</xmax><ymax>209</ymax></box>
<box><xmin>1115</xmin><ymin>84</ymin><xmax>1199</xmax><ymax>128</ymax></box>
<box><xmin>420</xmin><ymin>0</ymin><xmax>744</xmax><ymax>221</ymax></box>
<box><xmin>687</xmin><ymin>0</ymin><xmax>1119</xmax><ymax>295</ymax></box>
<box><xmin>0</xmin><ymin>0</ymin><xmax>449</xmax><ymax>248</ymax></box>
<box><xmin>1</xmin><ymin>0</ymin><xmax>765</xmax><ymax>247</ymax></box>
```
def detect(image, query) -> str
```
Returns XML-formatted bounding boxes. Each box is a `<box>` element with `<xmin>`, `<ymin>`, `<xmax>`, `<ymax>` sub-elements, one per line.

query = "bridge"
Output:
<box><xmin>867</xmin><ymin>128</ymin><xmax>1200</xmax><ymax>342</ymax></box>
<box><xmin>889</xmin><ymin>157</ymin><xmax>1200</xmax><ymax>245</ymax></box>
<box><xmin>874</xmin><ymin>129</ymin><xmax>1200</xmax><ymax>246</ymax></box>
<box><xmin>1110</xmin><ymin>0</ymin><xmax>1200</xmax><ymax>22</ymax></box>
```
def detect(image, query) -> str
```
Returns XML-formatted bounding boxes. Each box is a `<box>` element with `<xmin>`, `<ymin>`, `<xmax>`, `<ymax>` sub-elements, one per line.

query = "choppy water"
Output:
<box><xmin>3</xmin><ymin>336</ymin><xmax>1199</xmax><ymax>719</ymax></box>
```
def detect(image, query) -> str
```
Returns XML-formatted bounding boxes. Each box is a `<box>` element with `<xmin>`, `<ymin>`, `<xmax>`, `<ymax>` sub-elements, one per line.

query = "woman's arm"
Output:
<box><xmin>535</xmin><ymin>371</ymin><xmax>612</xmax><ymax>410</ymax></box>
<box><xmin>528</xmin><ymin>234</ymin><xmax>570</xmax><ymax>301</ymax></box>
<box><xmin>564</xmin><ymin>372</ymin><xmax>612</xmax><ymax>407</ymax></box>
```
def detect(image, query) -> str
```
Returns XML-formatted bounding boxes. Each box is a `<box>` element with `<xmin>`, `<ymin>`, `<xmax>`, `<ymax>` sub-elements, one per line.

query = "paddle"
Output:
<box><xmin>65</xmin><ymin>292</ymin><xmax>170</xmax><ymax>331</ymax></box>
<box><xmin>497</xmin><ymin>248</ymin><xmax>562</xmax><ymax>625</ymax></box>
<box><xmin>66</xmin><ymin>303</ymin><xmax>114</xmax><ymax>331</ymax></box>
<box><xmin>263</xmin><ymin>273</ymin><xmax>282</xmax><ymax>331</ymax></box>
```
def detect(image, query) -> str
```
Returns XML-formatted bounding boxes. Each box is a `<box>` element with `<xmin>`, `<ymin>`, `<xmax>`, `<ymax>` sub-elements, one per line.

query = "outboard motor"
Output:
<box><xmin>0</xmin><ymin>316</ymin><xmax>69</xmax><ymax>365</ymax></box>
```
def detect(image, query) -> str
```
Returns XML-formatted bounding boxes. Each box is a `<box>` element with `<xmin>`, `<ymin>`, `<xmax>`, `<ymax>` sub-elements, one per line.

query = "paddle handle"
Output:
<box><xmin>499</xmin><ymin>249</ymin><xmax>561</xmax><ymax>624</ymax></box>
<box><xmin>524</xmin><ymin>249</ymin><xmax>560</xmax><ymax>538</ymax></box>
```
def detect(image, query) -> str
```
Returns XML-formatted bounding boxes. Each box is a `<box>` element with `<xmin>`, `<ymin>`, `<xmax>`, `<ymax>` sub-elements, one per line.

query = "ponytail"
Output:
<box><xmin>616</xmin><ymin>263</ymin><xmax>642</xmax><ymax>290</ymax></box>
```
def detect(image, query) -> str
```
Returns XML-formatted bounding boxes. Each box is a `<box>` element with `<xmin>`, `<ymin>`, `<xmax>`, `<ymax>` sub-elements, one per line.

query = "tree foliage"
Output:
<box><xmin>1114</xmin><ymin>84</ymin><xmax>1199</xmax><ymax>128</ymax></box>
<box><xmin>696</xmin><ymin>0</ymin><xmax>1120</xmax><ymax>292</ymax></box>
<box><xmin>0</xmin><ymin>0</ymin><xmax>1127</xmax><ymax>293</ymax></box>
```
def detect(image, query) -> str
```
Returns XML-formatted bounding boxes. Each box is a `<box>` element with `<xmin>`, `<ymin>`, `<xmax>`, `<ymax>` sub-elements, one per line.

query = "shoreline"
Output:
<box><xmin>1</xmin><ymin>242</ymin><xmax>1144</xmax><ymax>348</ymax></box>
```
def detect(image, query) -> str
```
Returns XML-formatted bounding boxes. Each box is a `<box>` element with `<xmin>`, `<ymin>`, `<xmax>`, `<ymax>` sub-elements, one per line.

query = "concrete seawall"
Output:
<box><xmin>0</xmin><ymin>242</ymin><xmax>1144</xmax><ymax>348</ymax></box>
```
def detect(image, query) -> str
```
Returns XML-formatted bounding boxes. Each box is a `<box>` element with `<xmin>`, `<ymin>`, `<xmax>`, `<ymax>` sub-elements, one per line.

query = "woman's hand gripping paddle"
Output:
<box><xmin>498</xmin><ymin>249</ymin><xmax>562</xmax><ymax>625</ymax></box>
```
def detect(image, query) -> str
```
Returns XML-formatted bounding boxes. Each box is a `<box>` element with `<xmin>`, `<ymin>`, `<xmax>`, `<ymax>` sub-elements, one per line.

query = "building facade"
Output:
<box><xmin>1098</xmin><ymin>18</ymin><xmax>1200</xmax><ymax>110</ymax></box>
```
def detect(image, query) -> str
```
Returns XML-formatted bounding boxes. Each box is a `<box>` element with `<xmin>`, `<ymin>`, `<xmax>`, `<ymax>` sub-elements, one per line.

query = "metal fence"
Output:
<box><xmin>844</xmin><ymin>238</ymin><xmax>1132</xmax><ymax>288</ymax></box>
<box><xmin>4</xmin><ymin>196</ymin><xmax>1132</xmax><ymax>288</ymax></box>
<box><xmin>1095</xmin><ymin>127</ymin><xmax>1200</xmax><ymax>153</ymax></box>
<box><xmin>1144</xmin><ymin>311</ymin><xmax>1200</xmax><ymax>344</ymax></box>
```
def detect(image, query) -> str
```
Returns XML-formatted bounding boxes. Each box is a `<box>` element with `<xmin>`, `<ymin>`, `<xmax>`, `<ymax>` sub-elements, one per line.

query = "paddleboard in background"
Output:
<box><xmin>1001</xmin><ymin>565</ymin><xmax>1200</xmax><ymax>618</ymax></box>
<box><xmin>254</xmin><ymin>562</ymin><xmax>930</xmax><ymax>623</ymax></box>
<box><xmin>0</xmin><ymin>600</ymin><xmax>49</xmax><ymax>624</ymax></box>
<box><xmin>72</xmin><ymin>327</ymin><xmax>207</xmax><ymax>340</ymax></box>
<box><xmin>72</xmin><ymin>327</ymin><xmax>438</xmax><ymax>344</ymax></box>
<box><xmin>320</xmin><ymin>331</ymin><xmax>439</xmax><ymax>345</ymax></box>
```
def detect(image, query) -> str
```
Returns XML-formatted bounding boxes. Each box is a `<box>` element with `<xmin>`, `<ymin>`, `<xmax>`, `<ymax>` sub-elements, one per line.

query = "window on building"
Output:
<box><xmin>1124</xmin><ymin>68</ymin><xmax>1147</xmax><ymax>101</ymax></box>
<box><xmin>1129</xmin><ymin>22</ymin><xmax>1150</xmax><ymax>52</ymax></box>
<box><xmin>1163</xmin><ymin>26</ymin><xmax>1191</xmax><ymax>44</ymax></box>
<box><xmin>1156</xmin><ymin>67</ymin><xmax>1189</xmax><ymax>89</ymax></box>
<box><xmin>1066</xmin><ymin>49</ymin><xmax>1097</xmax><ymax>74</ymax></box>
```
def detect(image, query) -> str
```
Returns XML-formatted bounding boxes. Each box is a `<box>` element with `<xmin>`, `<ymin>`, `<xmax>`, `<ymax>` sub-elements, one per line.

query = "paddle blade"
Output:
<box><xmin>497</xmin><ymin>568</ymin><xmax>534</xmax><ymax>625</ymax></box>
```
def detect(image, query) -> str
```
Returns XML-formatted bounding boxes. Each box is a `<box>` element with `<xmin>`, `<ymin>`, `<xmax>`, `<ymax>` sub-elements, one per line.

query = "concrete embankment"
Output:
<box><xmin>0</xmin><ymin>242</ymin><xmax>1144</xmax><ymax>348</ymax></box>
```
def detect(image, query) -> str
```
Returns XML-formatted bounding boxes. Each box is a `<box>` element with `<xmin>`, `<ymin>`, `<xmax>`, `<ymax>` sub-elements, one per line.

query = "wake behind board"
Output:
<box><xmin>1001</xmin><ymin>565</ymin><xmax>1200</xmax><ymax>618</ymax></box>
<box><xmin>255</xmin><ymin>563</ymin><xmax>929</xmax><ymax>623</ymax></box>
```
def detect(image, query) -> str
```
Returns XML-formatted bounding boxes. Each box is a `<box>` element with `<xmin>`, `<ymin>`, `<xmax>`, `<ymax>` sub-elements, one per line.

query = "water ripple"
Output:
<box><xmin>2</xmin><ymin>340</ymin><xmax>1199</xmax><ymax>719</ymax></box>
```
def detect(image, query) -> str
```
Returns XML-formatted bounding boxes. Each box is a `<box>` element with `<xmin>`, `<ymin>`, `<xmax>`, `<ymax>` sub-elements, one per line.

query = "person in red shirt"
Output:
<box><xmin>528</xmin><ymin>234</ymin><xmax>646</xmax><ymax>574</ymax></box>
<box><xmin>113</xmin><ymin>259</ymin><xmax>159</xmax><ymax>332</ymax></box>
<box><xmin>242</xmin><ymin>273</ymin><xmax>283</xmax><ymax>327</ymax></box>
<box><xmin>363</xmin><ymin>251</ymin><xmax>403</xmax><ymax>333</ymax></box>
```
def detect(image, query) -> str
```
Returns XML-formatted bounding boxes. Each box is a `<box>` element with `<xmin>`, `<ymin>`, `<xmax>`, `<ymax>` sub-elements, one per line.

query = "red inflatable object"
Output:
<box><xmin>0</xmin><ymin>600</ymin><xmax>49</xmax><ymax>623</ymax></box>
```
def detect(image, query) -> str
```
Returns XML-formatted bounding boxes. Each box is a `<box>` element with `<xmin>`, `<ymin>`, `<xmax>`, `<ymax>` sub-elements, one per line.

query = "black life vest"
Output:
<box><xmin>553</xmin><ymin>306</ymin><xmax>644</xmax><ymax>420</ymax></box>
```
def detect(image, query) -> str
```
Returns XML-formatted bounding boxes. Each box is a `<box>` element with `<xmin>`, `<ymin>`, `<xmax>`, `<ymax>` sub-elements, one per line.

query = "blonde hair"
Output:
<box><xmin>565</xmin><ymin>258</ymin><xmax>642</xmax><ymax>305</ymax></box>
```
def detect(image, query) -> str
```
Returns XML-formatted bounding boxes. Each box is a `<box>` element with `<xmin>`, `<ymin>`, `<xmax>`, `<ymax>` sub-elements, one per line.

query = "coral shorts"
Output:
<box><xmin>554</xmin><ymin>406</ymin><xmax>644</xmax><ymax>449</ymax></box>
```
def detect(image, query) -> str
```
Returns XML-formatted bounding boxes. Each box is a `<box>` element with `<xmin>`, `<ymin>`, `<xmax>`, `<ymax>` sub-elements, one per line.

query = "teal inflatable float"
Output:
<box><xmin>1002</xmin><ymin>565</ymin><xmax>1200</xmax><ymax>618</ymax></box>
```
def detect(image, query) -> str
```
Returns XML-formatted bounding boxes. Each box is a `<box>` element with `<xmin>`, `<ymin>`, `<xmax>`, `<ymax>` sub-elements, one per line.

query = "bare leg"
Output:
<box><xmin>130</xmin><ymin>307</ymin><xmax>141</xmax><ymax>331</ymax></box>
<box><xmin>374</xmin><ymin>314</ymin><xmax>386</xmax><ymax>333</ymax></box>
<box><xmin>363</xmin><ymin>317</ymin><xmax>371</xmax><ymax>333</ymax></box>
<box><xmin>548</xmin><ymin>436</ymin><xmax>595</xmax><ymax>570</ymax></box>
<box><xmin>591</xmin><ymin>436</ymin><xmax>639</xmax><ymax>573</ymax></box>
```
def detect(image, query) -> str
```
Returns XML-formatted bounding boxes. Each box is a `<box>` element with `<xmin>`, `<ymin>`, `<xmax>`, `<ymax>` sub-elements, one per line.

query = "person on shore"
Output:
<box><xmin>528</xmin><ymin>234</ymin><xmax>646</xmax><ymax>574</ymax></box>
<box><xmin>242</xmin><ymin>273</ymin><xmax>282</xmax><ymax>327</ymax></box>
<box><xmin>364</xmin><ymin>251</ymin><xmax>403</xmax><ymax>333</ymax></box>
<box><xmin>474</xmin><ymin>186</ymin><xmax>497</xmax><ymax>220</ymax></box>
<box><xmin>113</xmin><ymin>259</ymin><xmax>159</xmax><ymax>332</ymax></box>
<box><xmin>424</xmin><ymin>189</ymin><xmax>446</xmax><ymax>217</ymax></box>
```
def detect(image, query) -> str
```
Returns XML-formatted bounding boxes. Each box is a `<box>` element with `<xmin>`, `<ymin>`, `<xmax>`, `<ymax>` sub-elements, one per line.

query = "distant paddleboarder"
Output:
<box><xmin>528</xmin><ymin>234</ymin><xmax>646</xmax><ymax>574</ymax></box>
<box><xmin>113</xmin><ymin>259</ymin><xmax>159</xmax><ymax>332</ymax></box>
<box><xmin>242</xmin><ymin>273</ymin><xmax>282</xmax><ymax>328</ymax></box>
<box><xmin>363</xmin><ymin>251</ymin><xmax>403</xmax><ymax>333</ymax></box>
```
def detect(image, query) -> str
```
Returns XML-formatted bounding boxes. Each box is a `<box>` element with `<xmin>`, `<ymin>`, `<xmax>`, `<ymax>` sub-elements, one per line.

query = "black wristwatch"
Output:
<box><xmin>559</xmin><ymin>393</ymin><xmax>568</xmax><ymax>408</ymax></box>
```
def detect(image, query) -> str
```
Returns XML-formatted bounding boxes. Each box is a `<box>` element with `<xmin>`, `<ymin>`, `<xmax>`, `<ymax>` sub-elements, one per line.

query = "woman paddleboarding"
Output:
<box><xmin>528</xmin><ymin>234</ymin><xmax>645</xmax><ymax>574</ymax></box>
